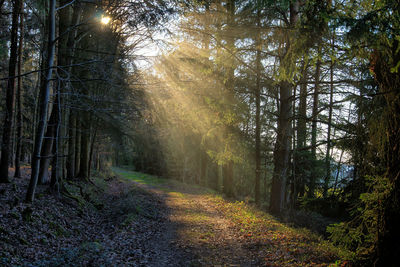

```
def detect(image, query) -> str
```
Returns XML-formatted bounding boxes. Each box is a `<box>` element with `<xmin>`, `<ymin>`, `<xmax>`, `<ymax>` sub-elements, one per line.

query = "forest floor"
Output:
<box><xmin>0</xmin><ymin>167</ymin><xmax>351</xmax><ymax>266</ymax></box>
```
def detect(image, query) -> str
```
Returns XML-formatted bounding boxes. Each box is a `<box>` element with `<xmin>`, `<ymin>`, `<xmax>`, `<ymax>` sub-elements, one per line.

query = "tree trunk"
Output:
<box><xmin>323</xmin><ymin>34</ymin><xmax>335</xmax><ymax>198</ymax></box>
<box><xmin>66</xmin><ymin>110</ymin><xmax>76</xmax><ymax>178</ymax></box>
<box><xmin>88</xmin><ymin>123</ymin><xmax>97</xmax><ymax>178</ymax></box>
<box><xmin>372</xmin><ymin>37</ymin><xmax>400</xmax><ymax>266</ymax></box>
<box><xmin>223</xmin><ymin>160</ymin><xmax>234</xmax><ymax>197</ymax></box>
<box><xmin>38</xmin><ymin>102</ymin><xmax>57</xmax><ymax>184</ymax></box>
<box><xmin>14</xmin><ymin>3</ymin><xmax>24</xmax><ymax>178</ymax></box>
<box><xmin>269</xmin><ymin>1</ymin><xmax>299</xmax><ymax>214</ymax></box>
<box><xmin>64</xmin><ymin>2</ymin><xmax>82</xmax><ymax>179</ymax></box>
<box><xmin>74</xmin><ymin>119</ymin><xmax>81</xmax><ymax>175</ymax></box>
<box><xmin>0</xmin><ymin>0</ymin><xmax>22</xmax><ymax>183</ymax></box>
<box><xmin>50</xmin><ymin>79</ymin><xmax>62</xmax><ymax>190</ymax></box>
<box><xmin>26</xmin><ymin>0</ymin><xmax>56</xmax><ymax>202</ymax></box>
<box><xmin>309</xmin><ymin>43</ymin><xmax>321</xmax><ymax>198</ymax></box>
<box><xmin>270</xmin><ymin>81</ymin><xmax>292</xmax><ymax>214</ymax></box>
<box><xmin>77</xmin><ymin>113</ymin><xmax>90</xmax><ymax>180</ymax></box>
<box><xmin>254</xmin><ymin>3</ymin><xmax>262</xmax><ymax>206</ymax></box>
<box><xmin>295</xmin><ymin>64</ymin><xmax>308</xmax><ymax>199</ymax></box>
<box><xmin>222</xmin><ymin>0</ymin><xmax>235</xmax><ymax>198</ymax></box>
<box><xmin>200</xmin><ymin>150</ymin><xmax>207</xmax><ymax>186</ymax></box>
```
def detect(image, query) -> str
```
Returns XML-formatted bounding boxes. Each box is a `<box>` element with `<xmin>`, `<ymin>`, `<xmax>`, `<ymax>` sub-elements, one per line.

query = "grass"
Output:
<box><xmin>112</xmin><ymin>167</ymin><xmax>167</xmax><ymax>187</ymax></box>
<box><xmin>209</xmin><ymin>197</ymin><xmax>354</xmax><ymax>265</ymax></box>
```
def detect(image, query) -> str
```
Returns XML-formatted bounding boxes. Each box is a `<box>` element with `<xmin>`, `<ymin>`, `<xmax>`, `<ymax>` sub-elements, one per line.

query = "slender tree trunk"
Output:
<box><xmin>200</xmin><ymin>150</ymin><xmax>207</xmax><ymax>186</ymax></box>
<box><xmin>88</xmin><ymin>123</ymin><xmax>97</xmax><ymax>178</ymax></box>
<box><xmin>74</xmin><ymin>119</ymin><xmax>81</xmax><ymax>176</ymax></box>
<box><xmin>39</xmin><ymin>0</ymin><xmax>73</xmax><ymax>185</ymax></box>
<box><xmin>14</xmin><ymin>3</ymin><xmax>24</xmax><ymax>178</ymax></box>
<box><xmin>289</xmin><ymin>74</ymin><xmax>298</xmax><ymax>209</ymax></box>
<box><xmin>66</xmin><ymin>110</ymin><xmax>76</xmax><ymax>178</ymax></box>
<box><xmin>38</xmin><ymin>102</ymin><xmax>57</xmax><ymax>184</ymax></box>
<box><xmin>50</xmin><ymin>79</ymin><xmax>62</xmax><ymax>190</ymax></box>
<box><xmin>324</xmin><ymin>34</ymin><xmax>335</xmax><ymax>198</ymax></box>
<box><xmin>254</xmin><ymin>3</ymin><xmax>262</xmax><ymax>206</ymax></box>
<box><xmin>263</xmin><ymin>140</ymin><xmax>268</xmax><ymax>201</ymax></box>
<box><xmin>309</xmin><ymin>43</ymin><xmax>321</xmax><ymax>198</ymax></box>
<box><xmin>65</xmin><ymin>2</ymin><xmax>82</xmax><ymax>179</ymax></box>
<box><xmin>0</xmin><ymin>0</ymin><xmax>22</xmax><ymax>183</ymax></box>
<box><xmin>223</xmin><ymin>161</ymin><xmax>234</xmax><ymax>197</ymax></box>
<box><xmin>222</xmin><ymin>0</ymin><xmax>235</xmax><ymax>198</ymax></box>
<box><xmin>332</xmin><ymin>148</ymin><xmax>344</xmax><ymax>197</ymax></box>
<box><xmin>77</xmin><ymin>113</ymin><xmax>90</xmax><ymax>180</ymax></box>
<box><xmin>26</xmin><ymin>0</ymin><xmax>56</xmax><ymax>202</ymax></box>
<box><xmin>295</xmin><ymin>63</ymin><xmax>308</xmax><ymax>199</ymax></box>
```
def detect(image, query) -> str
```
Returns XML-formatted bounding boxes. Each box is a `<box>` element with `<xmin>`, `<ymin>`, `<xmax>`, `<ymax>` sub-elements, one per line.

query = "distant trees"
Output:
<box><xmin>146</xmin><ymin>0</ymin><xmax>350</xmax><ymax>210</ymax></box>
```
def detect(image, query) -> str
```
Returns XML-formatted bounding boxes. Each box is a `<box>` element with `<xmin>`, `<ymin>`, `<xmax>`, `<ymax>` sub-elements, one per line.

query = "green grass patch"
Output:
<box><xmin>112</xmin><ymin>167</ymin><xmax>166</xmax><ymax>187</ymax></box>
<box><xmin>168</xmin><ymin>191</ymin><xmax>185</xmax><ymax>198</ymax></box>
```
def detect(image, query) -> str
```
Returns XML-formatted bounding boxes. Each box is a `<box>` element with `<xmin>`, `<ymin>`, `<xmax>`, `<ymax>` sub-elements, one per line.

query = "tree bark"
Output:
<box><xmin>66</xmin><ymin>110</ymin><xmax>76</xmax><ymax>178</ymax></box>
<box><xmin>270</xmin><ymin>80</ymin><xmax>292</xmax><ymax>214</ymax></box>
<box><xmin>295</xmin><ymin>64</ymin><xmax>308</xmax><ymax>199</ymax></box>
<box><xmin>223</xmin><ymin>160</ymin><xmax>234</xmax><ymax>197</ymax></box>
<box><xmin>254</xmin><ymin>3</ymin><xmax>262</xmax><ymax>206</ymax></box>
<box><xmin>200</xmin><ymin>150</ymin><xmax>207</xmax><ymax>186</ymax></box>
<box><xmin>38</xmin><ymin>102</ymin><xmax>57</xmax><ymax>184</ymax></box>
<box><xmin>269</xmin><ymin>1</ymin><xmax>299</xmax><ymax>214</ymax></box>
<box><xmin>74</xmin><ymin>119</ymin><xmax>81</xmax><ymax>175</ymax></box>
<box><xmin>88</xmin><ymin>121</ymin><xmax>97</xmax><ymax>178</ymax></box>
<box><xmin>309</xmin><ymin>43</ymin><xmax>321</xmax><ymax>198</ymax></box>
<box><xmin>323</xmin><ymin>34</ymin><xmax>335</xmax><ymax>198</ymax></box>
<box><xmin>0</xmin><ymin>0</ymin><xmax>22</xmax><ymax>183</ymax></box>
<box><xmin>26</xmin><ymin>0</ymin><xmax>56</xmax><ymax>202</ymax></box>
<box><xmin>65</xmin><ymin>2</ymin><xmax>82</xmax><ymax>179</ymax></box>
<box><xmin>372</xmin><ymin>36</ymin><xmax>400</xmax><ymax>266</ymax></box>
<box><xmin>77</xmin><ymin>112</ymin><xmax>90</xmax><ymax>180</ymax></box>
<box><xmin>222</xmin><ymin>0</ymin><xmax>235</xmax><ymax>198</ymax></box>
<box><xmin>14</xmin><ymin>2</ymin><xmax>24</xmax><ymax>178</ymax></box>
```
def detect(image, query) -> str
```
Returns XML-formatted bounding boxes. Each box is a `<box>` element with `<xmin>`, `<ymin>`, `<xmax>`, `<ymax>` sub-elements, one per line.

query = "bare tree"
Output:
<box><xmin>26</xmin><ymin>0</ymin><xmax>56</xmax><ymax>202</ymax></box>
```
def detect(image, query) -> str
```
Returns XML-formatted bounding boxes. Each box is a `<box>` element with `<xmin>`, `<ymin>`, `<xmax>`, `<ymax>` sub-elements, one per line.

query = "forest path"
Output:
<box><xmin>113</xmin><ymin>167</ymin><xmax>347</xmax><ymax>267</ymax></box>
<box><xmin>113</xmin><ymin>167</ymin><xmax>260</xmax><ymax>266</ymax></box>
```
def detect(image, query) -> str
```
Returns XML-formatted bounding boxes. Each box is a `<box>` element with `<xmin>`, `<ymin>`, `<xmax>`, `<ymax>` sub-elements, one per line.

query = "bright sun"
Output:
<box><xmin>101</xmin><ymin>16</ymin><xmax>111</xmax><ymax>25</ymax></box>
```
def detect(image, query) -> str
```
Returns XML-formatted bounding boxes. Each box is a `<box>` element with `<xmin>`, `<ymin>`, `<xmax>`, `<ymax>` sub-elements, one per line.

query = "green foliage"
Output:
<box><xmin>327</xmin><ymin>175</ymin><xmax>392</xmax><ymax>261</ymax></box>
<box><xmin>299</xmin><ymin>197</ymin><xmax>347</xmax><ymax>218</ymax></box>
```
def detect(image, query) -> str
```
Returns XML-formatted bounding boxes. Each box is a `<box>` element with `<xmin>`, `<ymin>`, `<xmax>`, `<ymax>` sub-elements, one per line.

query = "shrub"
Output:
<box><xmin>327</xmin><ymin>175</ymin><xmax>392</xmax><ymax>261</ymax></box>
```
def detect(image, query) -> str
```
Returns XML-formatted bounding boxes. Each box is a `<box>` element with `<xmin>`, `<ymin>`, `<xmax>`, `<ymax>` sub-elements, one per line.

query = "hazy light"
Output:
<box><xmin>101</xmin><ymin>16</ymin><xmax>111</xmax><ymax>25</ymax></box>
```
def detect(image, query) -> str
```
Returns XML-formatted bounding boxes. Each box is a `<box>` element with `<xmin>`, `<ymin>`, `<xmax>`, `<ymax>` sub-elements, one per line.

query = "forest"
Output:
<box><xmin>0</xmin><ymin>0</ymin><xmax>399</xmax><ymax>266</ymax></box>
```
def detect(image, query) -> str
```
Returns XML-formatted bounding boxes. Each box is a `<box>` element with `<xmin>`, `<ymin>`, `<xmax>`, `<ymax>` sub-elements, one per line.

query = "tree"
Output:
<box><xmin>269</xmin><ymin>1</ymin><xmax>300</xmax><ymax>214</ymax></box>
<box><xmin>14</xmin><ymin>0</ymin><xmax>24</xmax><ymax>178</ymax></box>
<box><xmin>0</xmin><ymin>0</ymin><xmax>22</xmax><ymax>183</ymax></box>
<box><xmin>26</xmin><ymin>0</ymin><xmax>56</xmax><ymax>202</ymax></box>
<box><xmin>365</xmin><ymin>3</ymin><xmax>400</xmax><ymax>264</ymax></box>
<box><xmin>254</xmin><ymin>0</ymin><xmax>262</xmax><ymax>206</ymax></box>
